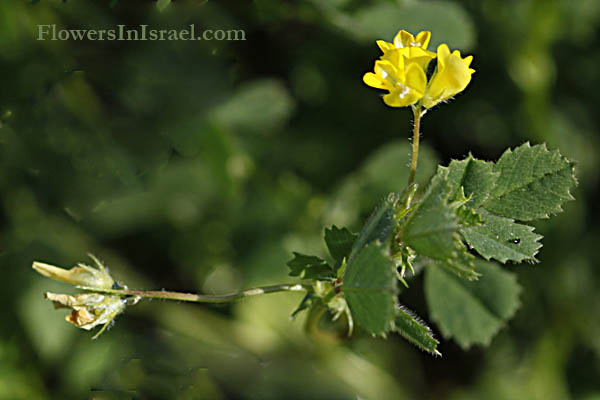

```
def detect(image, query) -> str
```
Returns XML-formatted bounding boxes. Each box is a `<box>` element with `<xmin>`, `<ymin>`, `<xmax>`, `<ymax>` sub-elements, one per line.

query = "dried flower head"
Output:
<box><xmin>32</xmin><ymin>254</ymin><xmax>115</xmax><ymax>289</ymax></box>
<box><xmin>33</xmin><ymin>254</ymin><xmax>138</xmax><ymax>338</ymax></box>
<box><xmin>45</xmin><ymin>292</ymin><xmax>135</xmax><ymax>339</ymax></box>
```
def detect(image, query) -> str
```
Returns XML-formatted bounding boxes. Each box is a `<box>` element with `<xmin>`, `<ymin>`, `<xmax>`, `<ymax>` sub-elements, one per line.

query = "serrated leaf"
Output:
<box><xmin>342</xmin><ymin>245</ymin><xmax>397</xmax><ymax>336</ymax></box>
<box><xmin>460</xmin><ymin>211</ymin><xmax>542</xmax><ymax>263</ymax></box>
<box><xmin>482</xmin><ymin>142</ymin><xmax>576</xmax><ymax>221</ymax></box>
<box><xmin>425</xmin><ymin>259</ymin><xmax>521</xmax><ymax>349</ymax></box>
<box><xmin>394</xmin><ymin>305</ymin><xmax>440</xmax><ymax>355</ymax></box>
<box><xmin>287</xmin><ymin>252</ymin><xmax>335</xmax><ymax>280</ymax></box>
<box><xmin>325</xmin><ymin>225</ymin><xmax>358</xmax><ymax>262</ymax></box>
<box><xmin>445</xmin><ymin>155</ymin><xmax>499</xmax><ymax>208</ymax></box>
<box><xmin>402</xmin><ymin>169</ymin><xmax>456</xmax><ymax>256</ymax></box>
<box><xmin>401</xmin><ymin>169</ymin><xmax>477</xmax><ymax>279</ymax></box>
<box><xmin>347</xmin><ymin>194</ymin><xmax>396</xmax><ymax>264</ymax></box>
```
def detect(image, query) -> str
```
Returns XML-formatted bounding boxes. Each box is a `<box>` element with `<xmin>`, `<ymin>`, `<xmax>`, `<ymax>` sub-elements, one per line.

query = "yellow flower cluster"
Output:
<box><xmin>363</xmin><ymin>30</ymin><xmax>475</xmax><ymax>108</ymax></box>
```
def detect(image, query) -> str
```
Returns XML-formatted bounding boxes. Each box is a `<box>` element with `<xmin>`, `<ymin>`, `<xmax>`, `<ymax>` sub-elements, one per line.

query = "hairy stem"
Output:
<box><xmin>407</xmin><ymin>106</ymin><xmax>422</xmax><ymax>188</ymax></box>
<box><xmin>78</xmin><ymin>283</ymin><xmax>308</xmax><ymax>303</ymax></box>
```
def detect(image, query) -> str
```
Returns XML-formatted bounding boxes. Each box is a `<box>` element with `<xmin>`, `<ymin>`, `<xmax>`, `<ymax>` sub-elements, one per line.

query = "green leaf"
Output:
<box><xmin>401</xmin><ymin>169</ymin><xmax>455</xmax><ymax>257</ymax></box>
<box><xmin>324</xmin><ymin>225</ymin><xmax>357</xmax><ymax>262</ymax></box>
<box><xmin>482</xmin><ymin>142</ymin><xmax>576</xmax><ymax>221</ymax></box>
<box><xmin>401</xmin><ymin>169</ymin><xmax>478</xmax><ymax>280</ymax></box>
<box><xmin>460</xmin><ymin>211</ymin><xmax>543</xmax><ymax>263</ymax></box>
<box><xmin>433</xmin><ymin>248</ymin><xmax>479</xmax><ymax>281</ymax></box>
<box><xmin>342</xmin><ymin>245</ymin><xmax>397</xmax><ymax>336</ymax></box>
<box><xmin>445</xmin><ymin>155</ymin><xmax>499</xmax><ymax>208</ymax></box>
<box><xmin>455</xmin><ymin>203</ymin><xmax>484</xmax><ymax>227</ymax></box>
<box><xmin>286</xmin><ymin>252</ymin><xmax>335</xmax><ymax>280</ymax></box>
<box><xmin>440</xmin><ymin>145</ymin><xmax>574</xmax><ymax>263</ymax></box>
<box><xmin>394</xmin><ymin>306</ymin><xmax>440</xmax><ymax>356</ymax></box>
<box><xmin>347</xmin><ymin>194</ymin><xmax>396</xmax><ymax>264</ymax></box>
<box><xmin>425</xmin><ymin>259</ymin><xmax>521</xmax><ymax>349</ymax></box>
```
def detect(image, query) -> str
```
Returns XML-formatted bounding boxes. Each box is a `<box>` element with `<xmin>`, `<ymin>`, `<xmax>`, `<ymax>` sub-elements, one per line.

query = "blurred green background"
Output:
<box><xmin>1</xmin><ymin>0</ymin><xmax>599</xmax><ymax>398</ymax></box>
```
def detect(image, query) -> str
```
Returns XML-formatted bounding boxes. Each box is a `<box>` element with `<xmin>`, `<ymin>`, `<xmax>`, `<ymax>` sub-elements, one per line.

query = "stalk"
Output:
<box><xmin>77</xmin><ymin>283</ymin><xmax>308</xmax><ymax>304</ymax></box>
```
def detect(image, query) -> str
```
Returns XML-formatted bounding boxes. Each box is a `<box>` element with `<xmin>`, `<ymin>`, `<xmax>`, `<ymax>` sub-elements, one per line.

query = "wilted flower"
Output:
<box><xmin>32</xmin><ymin>254</ymin><xmax>115</xmax><ymax>289</ymax></box>
<box><xmin>363</xmin><ymin>30</ymin><xmax>474</xmax><ymax>109</ymax></box>
<box><xmin>33</xmin><ymin>254</ymin><xmax>137</xmax><ymax>338</ymax></box>
<box><xmin>45</xmin><ymin>292</ymin><xmax>132</xmax><ymax>339</ymax></box>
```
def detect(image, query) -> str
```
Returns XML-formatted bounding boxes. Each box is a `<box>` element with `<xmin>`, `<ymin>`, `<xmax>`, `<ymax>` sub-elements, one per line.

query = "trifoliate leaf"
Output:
<box><xmin>394</xmin><ymin>305</ymin><xmax>440</xmax><ymax>355</ymax></box>
<box><xmin>401</xmin><ymin>169</ymin><xmax>477</xmax><ymax>280</ymax></box>
<box><xmin>482</xmin><ymin>142</ymin><xmax>576</xmax><ymax>221</ymax></box>
<box><xmin>347</xmin><ymin>194</ymin><xmax>396</xmax><ymax>264</ymax></box>
<box><xmin>460</xmin><ymin>211</ymin><xmax>542</xmax><ymax>263</ymax></box>
<box><xmin>342</xmin><ymin>245</ymin><xmax>397</xmax><ymax>336</ymax></box>
<box><xmin>287</xmin><ymin>252</ymin><xmax>335</xmax><ymax>280</ymax></box>
<box><xmin>324</xmin><ymin>225</ymin><xmax>358</xmax><ymax>263</ymax></box>
<box><xmin>425</xmin><ymin>259</ymin><xmax>521</xmax><ymax>349</ymax></box>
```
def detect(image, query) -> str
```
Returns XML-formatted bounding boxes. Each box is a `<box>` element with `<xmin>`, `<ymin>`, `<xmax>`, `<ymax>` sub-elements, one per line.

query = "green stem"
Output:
<box><xmin>407</xmin><ymin>106</ymin><xmax>422</xmax><ymax>188</ymax></box>
<box><xmin>78</xmin><ymin>283</ymin><xmax>308</xmax><ymax>304</ymax></box>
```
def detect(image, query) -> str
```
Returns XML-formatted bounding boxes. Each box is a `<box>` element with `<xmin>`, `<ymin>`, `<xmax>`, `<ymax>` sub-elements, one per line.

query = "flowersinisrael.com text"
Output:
<box><xmin>37</xmin><ymin>24</ymin><xmax>246</xmax><ymax>41</ymax></box>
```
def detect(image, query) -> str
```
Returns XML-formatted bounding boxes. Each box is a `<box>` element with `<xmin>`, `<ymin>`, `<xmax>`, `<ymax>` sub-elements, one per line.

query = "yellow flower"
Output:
<box><xmin>377</xmin><ymin>30</ymin><xmax>436</xmax><ymax>72</ymax></box>
<box><xmin>362</xmin><ymin>54</ymin><xmax>427</xmax><ymax>107</ymax></box>
<box><xmin>422</xmin><ymin>44</ymin><xmax>475</xmax><ymax>109</ymax></box>
<box><xmin>363</xmin><ymin>30</ymin><xmax>474</xmax><ymax>109</ymax></box>
<box><xmin>376</xmin><ymin>30</ymin><xmax>433</xmax><ymax>53</ymax></box>
<box><xmin>32</xmin><ymin>254</ymin><xmax>115</xmax><ymax>289</ymax></box>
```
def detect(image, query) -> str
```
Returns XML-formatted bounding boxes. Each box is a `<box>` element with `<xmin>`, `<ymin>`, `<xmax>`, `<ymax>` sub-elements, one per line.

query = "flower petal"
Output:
<box><xmin>376</xmin><ymin>40</ymin><xmax>395</xmax><ymax>53</ymax></box>
<box><xmin>400</xmin><ymin>47</ymin><xmax>436</xmax><ymax>71</ymax></box>
<box><xmin>383</xmin><ymin>87</ymin><xmax>420</xmax><ymax>107</ymax></box>
<box><xmin>415</xmin><ymin>31</ymin><xmax>432</xmax><ymax>49</ymax></box>
<box><xmin>422</xmin><ymin>43</ymin><xmax>474</xmax><ymax>109</ymax></box>
<box><xmin>394</xmin><ymin>30</ymin><xmax>415</xmax><ymax>49</ymax></box>
<box><xmin>67</xmin><ymin>309</ymin><xmax>97</xmax><ymax>330</ymax></box>
<box><xmin>363</xmin><ymin>72</ymin><xmax>387</xmax><ymax>90</ymax></box>
<box><xmin>405</xmin><ymin>62</ymin><xmax>427</xmax><ymax>97</ymax></box>
<box><xmin>33</xmin><ymin>262</ymin><xmax>114</xmax><ymax>289</ymax></box>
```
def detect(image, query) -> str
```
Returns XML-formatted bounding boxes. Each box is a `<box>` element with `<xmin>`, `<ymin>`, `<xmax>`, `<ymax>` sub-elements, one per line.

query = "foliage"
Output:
<box><xmin>1</xmin><ymin>0</ymin><xmax>598</xmax><ymax>399</ymax></box>
<box><xmin>287</xmin><ymin>143</ymin><xmax>575</xmax><ymax>354</ymax></box>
